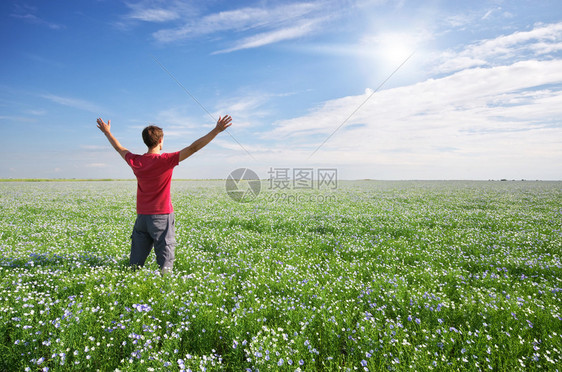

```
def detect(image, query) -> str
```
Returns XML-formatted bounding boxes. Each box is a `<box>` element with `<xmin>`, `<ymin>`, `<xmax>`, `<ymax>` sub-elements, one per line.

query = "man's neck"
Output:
<box><xmin>146</xmin><ymin>147</ymin><xmax>161</xmax><ymax>155</ymax></box>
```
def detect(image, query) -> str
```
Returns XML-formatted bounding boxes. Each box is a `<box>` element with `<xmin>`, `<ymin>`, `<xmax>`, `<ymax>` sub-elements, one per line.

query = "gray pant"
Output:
<box><xmin>130</xmin><ymin>213</ymin><xmax>176</xmax><ymax>272</ymax></box>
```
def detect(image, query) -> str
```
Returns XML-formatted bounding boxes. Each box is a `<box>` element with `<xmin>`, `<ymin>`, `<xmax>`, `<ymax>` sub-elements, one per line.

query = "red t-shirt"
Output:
<box><xmin>125</xmin><ymin>151</ymin><xmax>180</xmax><ymax>214</ymax></box>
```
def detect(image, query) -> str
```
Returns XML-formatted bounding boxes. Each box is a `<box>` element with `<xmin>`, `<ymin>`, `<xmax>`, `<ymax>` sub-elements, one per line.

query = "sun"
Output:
<box><xmin>363</xmin><ymin>31</ymin><xmax>417</xmax><ymax>69</ymax></box>
<box><xmin>378</xmin><ymin>33</ymin><xmax>415</xmax><ymax>65</ymax></box>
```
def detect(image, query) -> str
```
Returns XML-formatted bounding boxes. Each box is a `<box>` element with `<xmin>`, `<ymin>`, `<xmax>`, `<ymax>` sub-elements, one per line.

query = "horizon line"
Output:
<box><xmin>0</xmin><ymin>178</ymin><xmax>560</xmax><ymax>182</ymax></box>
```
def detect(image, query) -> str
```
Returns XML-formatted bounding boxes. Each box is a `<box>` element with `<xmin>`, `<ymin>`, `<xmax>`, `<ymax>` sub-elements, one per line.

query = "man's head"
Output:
<box><xmin>142</xmin><ymin>125</ymin><xmax>164</xmax><ymax>149</ymax></box>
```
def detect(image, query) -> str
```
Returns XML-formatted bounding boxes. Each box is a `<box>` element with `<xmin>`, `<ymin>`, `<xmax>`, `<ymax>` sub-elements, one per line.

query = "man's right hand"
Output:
<box><xmin>96</xmin><ymin>118</ymin><xmax>129</xmax><ymax>160</ymax></box>
<box><xmin>97</xmin><ymin>118</ymin><xmax>111</xmax><ymax>134</ymax></box>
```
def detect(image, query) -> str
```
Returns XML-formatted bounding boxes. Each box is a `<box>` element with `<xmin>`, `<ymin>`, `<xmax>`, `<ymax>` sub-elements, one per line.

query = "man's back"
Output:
<box><xmin>126</xmin><ymin>152</ymin><xmax>180</xmax><ymax>215</ymax></box>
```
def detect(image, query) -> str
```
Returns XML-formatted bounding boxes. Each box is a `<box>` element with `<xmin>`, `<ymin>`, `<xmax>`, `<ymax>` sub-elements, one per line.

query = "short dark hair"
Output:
<box><xmin>142</xmin><ymin>125</ymin><xmax>163</xmax><ymax>148</ymax></box>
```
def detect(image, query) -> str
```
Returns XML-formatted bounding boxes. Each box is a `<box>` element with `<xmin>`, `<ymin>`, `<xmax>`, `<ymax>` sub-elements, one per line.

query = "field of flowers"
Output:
<box><xmin>0</xmin><ymin>180</ymin><xmax>560</xmax><ymax>371</ymax></box>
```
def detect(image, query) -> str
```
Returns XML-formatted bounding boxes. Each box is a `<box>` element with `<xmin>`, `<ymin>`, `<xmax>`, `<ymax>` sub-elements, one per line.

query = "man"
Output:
<box><xmin>96</xmin><ymin>115</ymin><xmax>232</xmax><ymax>274</ymax></box>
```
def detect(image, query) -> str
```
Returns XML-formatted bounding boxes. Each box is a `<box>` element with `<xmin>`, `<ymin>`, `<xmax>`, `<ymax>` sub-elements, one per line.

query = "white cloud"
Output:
<box><xmin>204</xmin><ymin>2</ymin><xmax>320</xmax><ymax>34</ymax></box>
<box><xmin>153</xmin><ymin>2</ymin><xmax>322</xmax><ymax>42</ymax></box>
<box><xmin>150</xmin><ymin>1</ymin><xmax>331</xmax><ymax>52</ymax></box>
<box><xmin>41</xmin><ymin>94</ymin><xmax>104</xmax><ymax>113</ymax></box>
<box><xmin>435</xmin><ymin>22</ymin><xmax>562</xmax><ymax>74</ymax></box>
<box><xmin>11</xmin><ymin>4</ymin><xmax>64</xmax><ymax>30</ymax></box>
<box><xmin>80</xmin><ymin>145</ymin><xmax>107</xmax><ymax>151</ymax></box>
<box><xmin>128</xmin><ymin>8</ymin><xmax>179</xmax><ymax>22</ymax></box>
<box><xmin>267</xmin><ymin>59</ymin><xmax>562</xmax><ymax>139</ymax></box>
<box><xmin>443</xmin><ymin>6</ymin><xmax>506</xmax><ymax>30</ymax></box>
<box><xmin>153</xmin><ymin>106</ymin><xmax>204</xmax><ymax>128</ymax></box>
<box><xmin>250</xmin><ymin>23</ymin><xmax>562</xmax><ymax>179</ymax></box>
<box><xmin>26</xmin><ymin>109</ymin><xmax>47</xmax><ymax>116</ymax></box>
<box><xmin>137</xmin><ymin>106</ymin><xmax>209</xmax><ymax>143</ymax></box>
<box><xmin>124</xmin><ymin>0</ymin><xmax>195</xmax><ymax>22</ymax></box>
<box><xmin>0</xmin><ymin>115</ymin><xmax>37</xmax><ymax>123</ymax></box>
<box><xmin>212</xmin><ymin>90</ymin><xmax>296</xmax><ymax>130</ymax></box>
<box><xmin>213</xmin><ymin>20</ymin><xmax>319</xmax><ymax>54</ymax></box>
<box><xmin>86</xmin><ymin>163</ymin><xmax>108</xmax><ymax>168</ymax></box>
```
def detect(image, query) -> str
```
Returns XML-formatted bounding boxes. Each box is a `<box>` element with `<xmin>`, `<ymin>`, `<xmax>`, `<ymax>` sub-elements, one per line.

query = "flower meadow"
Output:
<box><xmin>0</xmin><ymin>180</ymin><xmax>560</xmax><ymax>371</ymax></box>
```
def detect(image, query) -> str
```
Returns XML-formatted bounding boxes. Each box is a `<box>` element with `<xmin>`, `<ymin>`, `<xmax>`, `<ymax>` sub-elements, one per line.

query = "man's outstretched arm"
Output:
<box><xmin>96</xmin><ymin>118</ymin><xmax>129</xmax><ymax>161</ymax></box>
<box><xmin>179</xmin><ymin>115</ymin><xmax>232</xmax><ymax>162</ymax></box>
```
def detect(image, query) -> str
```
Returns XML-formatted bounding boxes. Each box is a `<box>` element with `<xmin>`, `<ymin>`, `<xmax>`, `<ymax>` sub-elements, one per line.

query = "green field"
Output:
<box><xmin>0</xmin><ymin>180</ymin><xmax>560</xmax><ymax>371</ymax></box>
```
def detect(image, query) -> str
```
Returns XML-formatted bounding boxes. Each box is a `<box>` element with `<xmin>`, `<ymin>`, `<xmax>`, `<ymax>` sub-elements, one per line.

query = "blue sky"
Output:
<box><xmin>1</xmin><ymin>0</ymin><xmax>561</xmax><ymax>180</ymax></box>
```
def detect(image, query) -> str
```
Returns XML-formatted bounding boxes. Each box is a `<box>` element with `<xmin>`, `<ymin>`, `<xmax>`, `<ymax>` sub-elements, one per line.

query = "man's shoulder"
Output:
<box><xmin>162</xmin><ymin>151</ymin><xmax>180</xmax><ymax>164</ymax></box>
<box><xmin>125</xmin><ymin>151</ymin><xmax>138</xmax><ymax>161</ymax></box>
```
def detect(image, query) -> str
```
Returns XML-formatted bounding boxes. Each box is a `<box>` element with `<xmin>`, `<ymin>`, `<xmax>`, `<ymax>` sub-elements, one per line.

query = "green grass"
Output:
<box><xmin>0</xmin><ymin>180</ymin><xmax>560</xmax><ymax>371</ymax></box>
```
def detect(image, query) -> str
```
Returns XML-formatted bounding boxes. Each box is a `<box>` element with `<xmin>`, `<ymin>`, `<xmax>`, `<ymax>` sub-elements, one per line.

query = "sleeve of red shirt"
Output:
<box><xmin>166</xmin><ymin>151</ymin><xmax>180</xmax><ymax>167</ymax></box>
<box><xmin>125</xmin><ymin>151</ymin><xmax>136</xmax><ymax>166</ymax></box>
